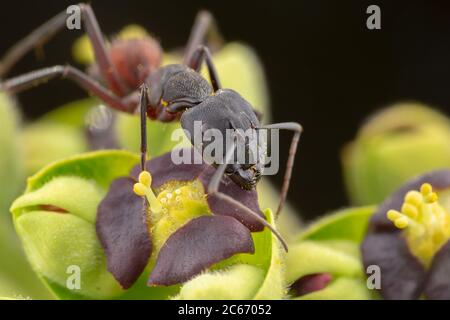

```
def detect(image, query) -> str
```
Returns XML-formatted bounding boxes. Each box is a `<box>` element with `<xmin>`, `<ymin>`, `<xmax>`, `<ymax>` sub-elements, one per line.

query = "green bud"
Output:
<box><xmin>286</xmin><ymin>206</ymin><xmax>377</xmax><ymax>300</ymax></box>
<box><xmin>342</xmin><ymin>102</ymin><xmax>450</xmax><ymax>205</ymax></box>
<box><xmin>10</xmin><ymin>150</ymin><xmax>140</xmax><ymax>299</ymax></box>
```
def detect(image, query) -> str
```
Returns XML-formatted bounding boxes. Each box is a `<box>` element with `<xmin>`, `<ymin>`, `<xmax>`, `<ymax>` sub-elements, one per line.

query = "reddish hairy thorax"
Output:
<box><xmin>101</xmin><ymin>37</ymin><xmax>163</xmax><ymax>94</ymax></box>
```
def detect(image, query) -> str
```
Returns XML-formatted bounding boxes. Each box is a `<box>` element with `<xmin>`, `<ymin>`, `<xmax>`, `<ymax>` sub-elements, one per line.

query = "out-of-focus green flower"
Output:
<box><xmin>342</xmin><ymin>102</ymin><xmax>450</xmax><ymax>206</ymax></box>
<box><xmin>286</xmin><ymin>206</ymin><xmax>377</xmax><ymax>300</ymax></box>
<box><xmin>362</xmin><ymin>170</ymin><xmax>450</xmax><ymax>300</ymax></box>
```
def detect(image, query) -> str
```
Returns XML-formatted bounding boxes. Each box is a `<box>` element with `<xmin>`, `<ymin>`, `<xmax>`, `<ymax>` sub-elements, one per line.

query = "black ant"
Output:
<box><xmin>0</xmin><ymin>4</ymin><xmax>302</xmax><ymax>251</ymax></box>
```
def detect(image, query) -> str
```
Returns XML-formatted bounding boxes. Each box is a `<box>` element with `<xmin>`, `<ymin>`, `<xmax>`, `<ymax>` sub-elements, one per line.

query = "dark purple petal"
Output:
<box><xmin>96</xmin><ymin>177</ymin><xmax>152</xmax><ymax>289</ymax></box>
<box><xmin>362</xmin><ymin>170</ymin><xmax>450</xmax><ymax>299</ymax></box>
<box><xmin>424</xmin><ymin>240</ymin><xmax>450</xmax><ymax>300</ymax></box>
<box><xmin>361</xmin><ymin>232</ymin><xmax>426</xmax><ymax>299</ymax></box>
<box><xmin>131</xmin><ymin>148</ymin><xmax>265</xmax><ymax>231</ymax></box>
<box><xmin>148</xmin><ymin>215</ymin><xmax>254</xmax><ymax>286</ymax></box>
<box><xmin>291</xmin><ymin>273</ymin><xmax>333</xmax><ymax>297</ymax></box>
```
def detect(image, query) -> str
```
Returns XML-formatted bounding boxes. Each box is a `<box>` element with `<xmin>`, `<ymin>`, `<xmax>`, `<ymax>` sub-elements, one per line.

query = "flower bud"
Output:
<box><xmin>342</xmin><ymin>102</ymin><xmax>450</xmax><ymax>205</ymax></box>
<box><xmin>10</xmin><ymin>150</ymin><xmax>140</xmax><ymax>299</ymax></box>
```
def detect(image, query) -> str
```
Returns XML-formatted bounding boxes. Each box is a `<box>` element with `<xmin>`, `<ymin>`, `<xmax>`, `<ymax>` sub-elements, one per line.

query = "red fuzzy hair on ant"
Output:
<box><xmin>107</xmin><ymin>37</ymin><xmax>163</xmax><ymax>93</ymax></box>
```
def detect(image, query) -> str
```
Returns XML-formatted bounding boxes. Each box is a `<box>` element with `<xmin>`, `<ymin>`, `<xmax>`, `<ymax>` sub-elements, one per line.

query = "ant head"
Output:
<box><xmin>147</xmin><ymin>65</ymin><xmax>213</xmax><ymax>110</ymax></box>
<box><xmin>226</xmin><ymin>163</ymin><xmax>263</xmax><ymax>190</ymax></box>
<box><xmin>107</xmin><ymin>37</ymin><xmax>162</xmax><ymax>93</ymax></box>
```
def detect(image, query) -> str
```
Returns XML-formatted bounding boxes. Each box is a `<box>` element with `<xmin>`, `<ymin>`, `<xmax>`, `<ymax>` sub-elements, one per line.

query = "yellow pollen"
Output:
<box><xmin>386</xmin><ymin>182</ymin><xmax>450</xmax><ymax>268</ymax></box>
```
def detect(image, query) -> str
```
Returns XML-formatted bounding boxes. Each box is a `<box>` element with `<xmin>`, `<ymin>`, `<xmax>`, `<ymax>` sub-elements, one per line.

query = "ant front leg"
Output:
<box><xmin>0</xmin><ymin>4</ymin><xmax>126</xmax><ymax>96</ymax></box>
<box><xmin>186</xmin><ymin>45</ymin><xmax>222</xmax><ymax>91</ymax></box>
<box><xmin>0</xmin><ymin>65</ymin><xmax>132</xmax><ymax>113</ymax></box>
<box><xmin>207</xmin><ymin>141</ymin><xmax>289</xmax><ymax>251</ymax></box>
<box><xmin>261</xmin><ymin>122</ymin><xmax>303</xmax><ymax>217</ymax></box>
<box><xmin>138</xmin><ymin>84</ymin><xmax>149</xmax><ymax>170</ymax></box>
<box><xmin>183</xmin><ymin>11</ymin><xmax>223</xmax><ymax>66</ymax></box>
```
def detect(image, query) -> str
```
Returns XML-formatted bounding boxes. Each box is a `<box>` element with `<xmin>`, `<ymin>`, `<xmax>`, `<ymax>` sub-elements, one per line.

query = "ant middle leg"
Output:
<box><xmin>186</xmin><ymin>46</ymin><xmax>222</xmax><ymax>91</ymax></box>
<box><xmin>0</xmin><ymin>65</ymin><xmax>133</xmax><ymax>113</ymax></box>
<box><xmin>207</xmin><ymin>141</ymin><xmax>289</xmax><ymax>251</ymax></box>
<box><xmin>261</xmin><ymin>122</ymin><xmax>303</xmax><ymax>217</ymax></box>
<box><xmin>0</xmin><ymin>3</ymin><xmax>126</xmax><ymax>96</ymax></box>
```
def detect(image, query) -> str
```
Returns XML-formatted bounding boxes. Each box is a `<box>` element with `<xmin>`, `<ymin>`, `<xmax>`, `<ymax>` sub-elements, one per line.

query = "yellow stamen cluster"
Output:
<box><xmin>133</xmin><ymin>171</ymin><xmax>162</xmax><ymax>214</ymax></box>
<box><xmin>386</xmin><ymin>183</ymin><xmax>450</xmax><ymax>267</ymax></box>
<box><xmin>134</xmin><ymin>172</ymin><xmax>210</xmax><ymax>264</ymax></box>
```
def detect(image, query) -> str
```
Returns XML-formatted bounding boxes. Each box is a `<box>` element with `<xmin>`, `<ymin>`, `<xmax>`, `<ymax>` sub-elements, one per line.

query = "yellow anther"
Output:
<box><xmin>401</xmin><ymin>203</ymin><xmax>418</xmax><ymax>219</ymax></box>
<box><xmin>394</xmin><ymin>217</ymin><xmax>409</xmax><ymax>229</ymax></box>
<box><xmin>425</xmin><ymin>192</ymin><xmax>438</xmax><ymax>204</ymax></box>
<box><xmin>405</xmin><ymin>191</ymin><xmax>422</xmax><ymax>207</ymax></box>
<box><xmin>133</xmin><ymin>183</ymin><xmax>148</xmax><ymax>197</ymax></box>
<box><xmin>387</xmin><ymin>209</ymin><xmax>402</xmax><ymax>221</ymax></box>
<box><xmin>387</xmin><ymin>181</ymin><xmax>450</xmax><ymax>268</ymax></box>
<box><xmin>133</xmin><ymin>171</ymin><xmax>162</xmax><ymax>214</ymax></box>
<box><xmin>138</xmin><ymin>171</ymin><xmax>152</xmax><ymax>187</ymax></box>
<box><xmin>420</xmin><ymin>183</ymin><xmax>433</xmax><ymax>196</ymax></box>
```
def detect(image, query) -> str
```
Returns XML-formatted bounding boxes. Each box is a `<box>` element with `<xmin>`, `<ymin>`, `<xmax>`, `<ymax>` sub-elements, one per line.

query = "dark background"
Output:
<box><xmin>2</xmin><ymin>0</ymin><xmax>450</xmax><ymax>219</ymax></box>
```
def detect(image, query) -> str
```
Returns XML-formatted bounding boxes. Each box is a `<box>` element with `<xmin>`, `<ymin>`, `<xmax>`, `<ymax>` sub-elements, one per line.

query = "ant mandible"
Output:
<box><xmin>0</xmin><ymin>4</ymin><xmax>302</xmax><ymax>251</ymax></box>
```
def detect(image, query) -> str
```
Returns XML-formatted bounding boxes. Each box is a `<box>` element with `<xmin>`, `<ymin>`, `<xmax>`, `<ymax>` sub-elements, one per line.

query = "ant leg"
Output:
<box><xmin>186</xmin><ymin>45</ymin><xmax>222</xmax><ymax>91</ymax></box>
<box><xmin>207</xmin><ymin>141</ymin><xmax>289</xmax><ymax>251</ymax></box>
<box><xmin>0</xmin><ymin>11</ymin><xmax>67</xmax><ymax>77</ymax></box>
<box><xmin>77</xmin><ymin>4</ymin><xmax>126</xmax><ymax>95</ymax></box>
<box><xmin>0</xmin><ymin>4</ymin><xmax>126</xmax><ymax>95</ymax></box>
<box><xmin>139</xmin><ymin>84</ymin><xmax>149</xmax><ymax>170</ymax></box>
<box><xmin>183</xmin><ymin>10</ymin><xmax>223</xmax><ymax>66</ymax></box>
<box><xmin>1</xmin><ymin>65</ymin><xmax>133</xmax><ymax>113</ymax></box>
<box><xmin>261</xmin><ymin>122</ymin><xmax>303</xmax><ymax>217</ymax></box>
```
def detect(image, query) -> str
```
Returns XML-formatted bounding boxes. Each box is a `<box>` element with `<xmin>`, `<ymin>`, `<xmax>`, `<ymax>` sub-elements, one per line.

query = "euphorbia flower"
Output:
<box><xmin>97</xmin><ymin>148</ymin><xmax>269</xmax><ymax>289</ymax></box>
<box><xmin>362</xmin><ymin>169</ymin><xmax>450</xmax><ymax>299</ymax></box>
